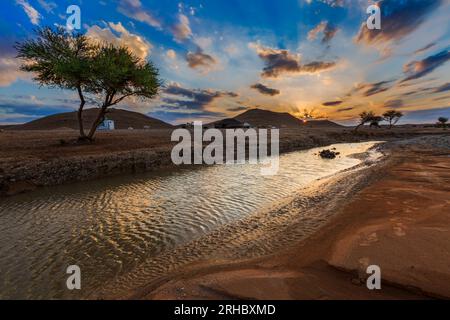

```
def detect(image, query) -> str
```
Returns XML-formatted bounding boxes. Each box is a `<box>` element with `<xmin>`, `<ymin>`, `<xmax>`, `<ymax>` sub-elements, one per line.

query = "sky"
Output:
<box><xmin>0</xmin><ymin>0</ymin><xmax>449</xmax><ymax>125</ymax></box>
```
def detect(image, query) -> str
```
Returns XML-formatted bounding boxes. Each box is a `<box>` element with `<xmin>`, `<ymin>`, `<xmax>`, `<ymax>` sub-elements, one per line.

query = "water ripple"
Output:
<box><xmin>0</xmin><ymin>141</ymin><xmax>380</xmax><ymax>299</ymax></box>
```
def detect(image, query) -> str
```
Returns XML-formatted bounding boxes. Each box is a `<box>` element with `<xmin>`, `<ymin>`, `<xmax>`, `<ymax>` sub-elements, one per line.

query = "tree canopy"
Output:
<box><xmin>354</xmin><ymin>111</ymin><xmax>376</xmax><ymax>131</ymax></box>
<box><xmin>383</xmin><ymin>110</ymin><xmax>403</xmax><ymax>129</ymax></box>
<box><xmin>16</xmin><ymin>27</ymin><xmax>95</xmax><ymax>90</ymax></box>
<box><xmin>16</xmin><ymin>27</ymin><xmax>162</xmax><ymax>141</ymax></box>
<box><xmin>438</xmin><ymin>117</ymin><xmax>448</xmax><ymax>129</ymax></box>
<box><xmin>86</xmin><ymin>45</ymin><xmax>162</xmax><ymax>139</ymax></box>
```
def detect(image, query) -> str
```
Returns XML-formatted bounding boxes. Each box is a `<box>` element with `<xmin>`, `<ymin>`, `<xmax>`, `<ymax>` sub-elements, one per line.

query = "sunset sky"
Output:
<box><xmin>0</xmin><ymin>0</ymin><xmax>449</xmax><ymax>125</ymax></box>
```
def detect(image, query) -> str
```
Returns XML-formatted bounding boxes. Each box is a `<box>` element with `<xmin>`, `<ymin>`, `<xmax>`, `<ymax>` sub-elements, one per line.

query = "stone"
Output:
<box><xmin>319</xmin><ymin>149</ymin><xmax>339</xmax><ymax>159</ymax></box>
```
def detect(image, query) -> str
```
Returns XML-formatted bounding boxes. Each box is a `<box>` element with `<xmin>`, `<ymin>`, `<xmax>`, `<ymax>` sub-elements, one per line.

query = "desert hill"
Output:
<box><xmin>233</xmin><ymin>108</ymin><xmax>342</xmax><ymax>128</ymax></box>
<box><xmin>303</xmin><ymin>119</ymin><xmax>344</xmax><ymax>128</ymax></box>
<box><xmin>207</xmin><ymin>118</ymin><xmax>245</xmax><ymax>128</ymax></box>
<box><xmin>7</xmin><ymin>108</ymin><xmax>173</xmax><ymax>130</ymax></box>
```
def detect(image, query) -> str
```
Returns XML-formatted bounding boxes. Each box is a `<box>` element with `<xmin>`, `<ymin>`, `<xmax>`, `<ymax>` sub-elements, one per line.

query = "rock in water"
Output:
<box><xmin>319</xmin><ymin>149</ymin><xmax>340</xmax><ymax>159</ymax></box>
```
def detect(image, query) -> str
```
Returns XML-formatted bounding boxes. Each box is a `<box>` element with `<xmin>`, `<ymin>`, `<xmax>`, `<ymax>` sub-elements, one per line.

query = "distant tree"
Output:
<box><xmin>354</xmin><ymin>111</ymin><xmax>375</xmax><ymax>131</ymax></box>
<box><xmin>15</xmin><ymin>27</ymin><xmax>96</xmax><ymax>140</ymax></box>
<box><xmin>383</xmin><ymin>110</ymin><xmax>404</xmax><ymax>129</ymax></box>
<box><xmin>85</xmin><ymin>45</ymin><xmax>162</xmax><ymax>140</ymax></box>
<box><xmin>438</xmin><ymin>117</ymin><xmax>448</xmax><ymax>129</ymax></box>
<box><xmin>300</xmin><ymin>108</ymin><xmax>315</xmax><ymax>122</ymax></box>
<box><xmin>369</xmin><ymin>116</ymin><xmax>383</xmax><ymax>128</ymax></box>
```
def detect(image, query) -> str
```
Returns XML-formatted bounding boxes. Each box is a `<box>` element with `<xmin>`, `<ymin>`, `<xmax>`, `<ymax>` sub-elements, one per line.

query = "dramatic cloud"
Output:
<box><xmin>0</xmin><ymin>44</ymin><xmax>27</xmax><ymax>87</ymax></box>
<box><xmin>320</xmin><ymin>0</ymin><xmax>344</xmax><ymax>7</ymax></box>
<box><xmin>383</xmin><ymin>99</ymin><xmax>404</xmax><ymax>109</ymax></box>
<box><xmin>300</xmin><ymin>61</ymin><xmax>336</xmax><ymax>73</ymax></box>
<box><xmin>402</xmin><ymin>50</ymin><xmax>450</xmax><ymax>82</ymax></box>
<box><xmin>308</xmin><ymin>21</ymin><xmax>338</xmax><ymax>44</ymax></box>
<box><xmin>149</xmin><ymin>110</ymin><xmax>226</xmax><ymax>123</ymax></box>
<box><xmin>401</xmin><ymin>89</ymin><xmax>423</xmax><ymax>97</ymax></box>
<box><xmin>337</xmin><ymin>107</ymin><xmax>354</xmax><ymax>112</ymax></box>
<box><xmin>308</xmin><ymin>0</ymin><xmax>345</xmax><ymax>7</ymax></box>
<box><xmin>355</xmin><ymin>0</ymin><xmax>443</xmax><ymax>45</ymax></box>
<box><xmin>433</xmin><ymin>82</ymin><xmax>450</xmax><ymax>93</ymax></box>
<box><xmin>118</xmin><ymin>0</ymin><xmax>161</xmax><ymax>29</ymax></box>
<box><xmin>185</xmin><ymin>48</ymin><xmax>217</xmax><ymax>72</ymax></box>
<box><xmin>401</xmin><ymin>106</ymin><xmax>450</xmax><ymax>124</ymax></box>
<box><xmin>322</xmin><ymin>100</ymin><xmax>343</xmax><ymax>106</ymax></box>
<box><xmin>37</xmin><ymin>0</ymin><xmax>56</xmax><ymax>13</ymax></box>
<box><xmin>362</xmin><ymin>81</ymin><xmax>392</xmax><ymax>96</ymax></box>
<box><xmin>414</xmin><ymin>42</ymin><xmax>437</xmax><ymax>55</ymax></box>
<box><xmin>0</xmin><ymin>110</ymin><xmax>40</xmax><ymax>124</ymax></box>
<box><xmin>227</xmin><ymin>106</ymin><xmax>248</xmax><ymax>112</ymax></box>
<box><xmin>250</xmin><ymin>83</ymin><xmax>280</xmax><ymax>96</ymax></box>
<box><xmin>2</xmin><ymin>0</ymin><xmax>448</xmax><ymax>126</ymax></box>
<box><xmin>250</xmin><ymin>44</ymin><xmax>336</xmax><ymax>78</ymax></box>
<box><xmin>151</xmin><ymin>84</ymin><xmax>235</xmax><ymax>121</ymax></box>
<box><xmin>351</xmin><ymin>80</ymin><xmax>395</xmax><ymax>97</ymax></box>
<box><xmin>16</xmin><ymin>0</ymin><xmax>41</xmax><ymax>25</ymax></box>
<box><xmin>172</xmin><ymin>14</ymin><xmax>192</xmax><ymax>42</ymax></box>
<box><xmin>162</xmin><ymin>83</ymin><xmax>238</xmax><ymax>111</ymax></box>
<box><xmin>86</xmin><ymin>22</ymin><xmax>152</xmax><ymax>60</ymax></box>
<box><xmin>434</xmin><ymin>95</ymin><xmax>450</xmax><ymax>101</ymax></box>
<box><xmin>0</xmin><ymin>102</ymin><xmax>73</xmax><ymax>124</ymax></box>
<box><xmin>0</xmin><ymin>57</ymin><xmax>24</xmax><ymax>87</ymax></box>
<box><xmin>254</xmin><ymin>46</ymin><xmax>301</xmax><ymax>77</ymax></box>
<box><xmin>166</xmin><ymin>49</ymin><xmax>177</xmax><ymax>59</ymax></box>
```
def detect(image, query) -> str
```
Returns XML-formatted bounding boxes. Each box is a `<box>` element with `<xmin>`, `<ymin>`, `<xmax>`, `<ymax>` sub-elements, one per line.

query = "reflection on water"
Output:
<box><xmin>0</xmin><ymin>141</ymin><xmax>380</xmax><ymax>299</ymax></box>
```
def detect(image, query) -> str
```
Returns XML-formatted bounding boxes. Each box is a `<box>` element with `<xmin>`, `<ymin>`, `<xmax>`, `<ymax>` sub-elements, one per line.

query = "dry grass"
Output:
<box><xmin>0</xmin><ymin>129</ymin><xmax>173</xmax><ymax>164</ymax></box>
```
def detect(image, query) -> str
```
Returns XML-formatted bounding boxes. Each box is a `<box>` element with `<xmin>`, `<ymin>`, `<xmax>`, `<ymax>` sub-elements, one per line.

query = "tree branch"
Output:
<box><xmin>111</xmin><ymin>92</ymin><xmax>134</xmax><ymax>106</ymax></box>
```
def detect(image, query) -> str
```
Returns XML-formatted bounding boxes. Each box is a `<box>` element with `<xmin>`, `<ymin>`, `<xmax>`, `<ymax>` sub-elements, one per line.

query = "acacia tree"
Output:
<box><xmin>438</xmin><ymin>117</ymin><xmax>448</xmax><ymax>129</ymax></box>
<box><xmin>369</xmin><ymin>115</ymin><xmax>383</xmax><ymax>128</ymax></box>
<box><xmin>16</xmin><ymin>27</ymin><xmax>162</xmax><ymax>141</ymax></box>
<box><xmin>383</xmin><ymin>110</ymin><xmax>403</xmax><ymax>129</ymax></box>
<box><xmin>86</xmin><ymin>45</ymin><xmax>162</xmax><ymax>140</ymax></box>
<box><xmin>15</xmin><ymin>27</ymin><xmax>96</xmax><ymax>140</ymax></box>
<box><xmin>354</xmin><ymin>111</ymin><xmax>376</xmax><ymax>132</ymax></box>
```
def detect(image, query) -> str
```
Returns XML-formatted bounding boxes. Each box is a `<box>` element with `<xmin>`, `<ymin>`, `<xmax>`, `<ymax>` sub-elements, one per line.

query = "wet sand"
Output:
<box><xmin>134</xmin><ymin>135</ymin><xmax>450</xmax><ymax>300</ymax></box>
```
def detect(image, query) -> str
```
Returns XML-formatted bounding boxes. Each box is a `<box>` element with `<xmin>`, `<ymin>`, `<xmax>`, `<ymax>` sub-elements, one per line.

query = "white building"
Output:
<box><xmin>98</xmin><ymin>119</ymin><xmax>115</xmax><ymax>130</ymax></box>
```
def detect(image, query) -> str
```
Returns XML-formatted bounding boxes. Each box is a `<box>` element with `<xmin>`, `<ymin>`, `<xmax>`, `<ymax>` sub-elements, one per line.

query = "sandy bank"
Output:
<box><xmin>125</xmin><ymin>135</ymin><xmax>450</xmax><ymax>300</ymax></box>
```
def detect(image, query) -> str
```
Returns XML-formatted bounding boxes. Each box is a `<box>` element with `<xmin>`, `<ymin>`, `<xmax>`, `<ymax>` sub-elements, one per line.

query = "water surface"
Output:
<box><xmin>0</xmin><ymin>141</ymin><xmax>380</xmax><ymax>299</ymax></box>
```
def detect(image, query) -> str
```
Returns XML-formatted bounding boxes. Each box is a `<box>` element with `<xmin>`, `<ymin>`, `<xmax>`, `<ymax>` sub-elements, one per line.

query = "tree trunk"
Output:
<box><xmin>77</xmin><ymin>103</ymin><xmax>86</xmax><ymax>138</ymax></box>
<box><xmin>76</xmin><ymin>87</ymin><xmax>87</xmax><ymax>140</ymax></box>
<box><xmin>87</xmin><ymin>106</ymin><xmax>108</xmax><ymax>140</ymax></box>
<box><xmin>354</xmin><ymin>123</ymin><xmax>362</xmax><ymax>132</ymax></box>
